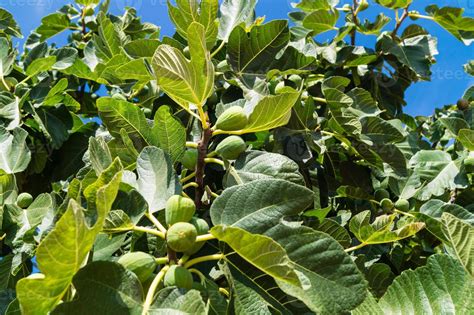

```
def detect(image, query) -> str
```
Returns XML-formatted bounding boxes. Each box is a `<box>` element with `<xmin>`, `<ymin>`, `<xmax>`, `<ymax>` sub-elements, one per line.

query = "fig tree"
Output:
<box><xmin>380</xmin><ymin>198</ymin><xmax>394</xmax><ymax>212</ymax></box>
<box><xmin>184</xmin><ymin>217</ymin><xmax>210</xmax><ymax>256</ymax></box>
<box><xmin>395</xmin><ymin>199</ymin><xmax>410</xmax><ymax>212</ymax></box>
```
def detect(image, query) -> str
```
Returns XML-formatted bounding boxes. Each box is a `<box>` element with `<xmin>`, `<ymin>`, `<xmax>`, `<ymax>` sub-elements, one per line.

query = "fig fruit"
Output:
<box><xmin>457</xmin><ymin>99</ymin><xmax>470</xmax><ymax>111</ymax></box>
<box><xmin>380</xmin><ymin>198</ymin><xmax>394</xmax><ymax>212</ymax></box>
<box><xmin>184</xmin><ymin>217</ymin><xmax>210</xmax><ymax>256</ymax></box>
<box><xmin>181</xmin><ymin>149</ymin><xmax>198</xmax><ymax>170</ymax></box>
<box><xmin>215</xmin><ymin>136</ymin><xmax>246</xmax><ymax>160</ymax></box>
<box><xmin>215</xmin><ymin>106</ymin><xmax>248</xmax><ymax>131</ymax></box>
<box><xmin>166</xmin><ymin>222</ymin><xmax>197</xmax><ymax>252</ymax></box>
<box><xmin>374</xmin><ymin>189</ymin><xmax>390</xmax><ymax>201</ymax></box>
<box><xmin>163</xmin><ymin>265</ymin><xmax>193</xmax><ymax>289</ymax></box>
<box><xmin>165</xmin><ymin>195</ymin><xmax>196</xmax><ymax>226</ymax></box>
<box><xmin>394</xmin><ymin>199</ymin><xmax>410</xmax><ymax>212</ymax></box>
<box><xmin>17</xmin><ymin>193</ymin><xmax>33</xmax><ymax>209</ymax></box>
<box><xmin>118</xmin><ymin>252</ymin><xmax>156</xmax><ymax>283</ymax></box>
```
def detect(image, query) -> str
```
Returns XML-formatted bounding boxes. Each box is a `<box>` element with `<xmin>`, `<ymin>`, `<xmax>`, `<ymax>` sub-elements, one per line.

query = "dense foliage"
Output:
<box><xmin>0</xmin><ymin>0</ymin><xmax>473</xmax><ymax>314</ymax></box>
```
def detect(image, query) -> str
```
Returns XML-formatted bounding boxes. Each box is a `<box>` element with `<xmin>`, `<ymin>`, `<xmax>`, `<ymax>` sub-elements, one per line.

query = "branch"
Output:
<box><xmin>392</xmin><ymin>7</ymin><xmax>410</xmax><ymax>39</ymax></box>
<box><xmin>195</xmin><ymin>127</ymin><xmax>213</xmax><ymax>210</ymax></box>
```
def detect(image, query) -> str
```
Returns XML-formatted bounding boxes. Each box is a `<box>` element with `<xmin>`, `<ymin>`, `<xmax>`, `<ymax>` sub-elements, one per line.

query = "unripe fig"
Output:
<box><xmin>215</xmin><ymin>106</ymin><xmax>248</xmax><ymax>131</ymax></box>
<box><xmin>84</xmin><ymin>6</ymin><xmax>95</xmax><ymax>16</ymax></box>
<box><xmin>374</xmin><ymin>189</ymin><xmax>390</xmax><ymax>202</ymax></box>
<box><xmin>457</xmin><ymin>99</ymin><xmax>470</xmax><ymax>111</ymax></box>
<box><xmin>380</xmin><ymin>198</ymin><xmax>394</xmax><ymax>212</ymax></box>
<box><xmin>288</xmin><ymin>74</ymin><xmax>302</xmax><ymax>88</ymax></box>
<box><xmin>181</xmin><ymin>149</ymin><xmax>198</xmax><ymax>170</ymax></box>
<box><xmin>275</xmin><ymin>81</ymin><xmax>286</xmax><ymax>94</ymax></box>
<box><xmin>165</xmin><ymin>195</ymin><xmax>196</xmax><ymax>226</ymax></box>
<box><xmin>215</xmin><ymin>136</ymin><xmax>246</xmax><ymax>160</ymax></box>
<box><xmin>183</xmin><ymin>46</ymin><xmax>190</xmax><ymax>59</ymax></box>
<box><xmin>358</xmin><ymin>0</ymin><xmax>369</xmax><ymax>11</ymax></box>
<box><xmin>163</xmin><ymin>265</ymin><xmax>193</xmax><ymax>289</ymax></box>
<box><xmin>17</xmin><ymin>193</ymin><xmax>33</xmax><ymax>208</ymax></box>
<box><xmin>394</xmin><ymin>199</ymin><xmax>410</xmax><ymax>212</ymax></box>
<box><xmin>118</xmin><ymin>252</ymin><xmax>156</xmax><ymax>283</ymax></box>
<box><xmin>166</xmin><ymin>222</ymin><xmax>197</xmax><ymax>252</ymax></box>
<box><xmin>184</xmin><ymin>217</ymin><xmax>210</xmax><ymax>256</ymax></box>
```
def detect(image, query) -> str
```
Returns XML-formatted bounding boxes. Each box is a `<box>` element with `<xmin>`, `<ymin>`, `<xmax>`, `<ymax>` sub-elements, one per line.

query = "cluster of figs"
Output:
<box><xmin>118</xmin><ymin>195</ymin><xmax>209</xmax><ymax>290</ymax></box>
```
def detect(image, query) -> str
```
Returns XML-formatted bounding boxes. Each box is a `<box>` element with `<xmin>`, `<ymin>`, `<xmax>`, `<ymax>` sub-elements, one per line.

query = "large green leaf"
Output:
<box><xmin>97</xmin><ymin>97</ymin><xmax>156</xmax><ymax>150</ymax></box>
<box><xmin>349</xmin><ymin>210</ymin><xmax>425</xmax><ymax>246</ymax></box>
<box><xmin>25</xmin><ymin>56</ymin><xmax>56</xmax><ymax>77</ymax></box>
<box><xmin>0</xmin><ymin>127</ymin><xmax>31</xmax><ymax>174</ymax></box>
<box><xmin>168</xmin><ymin>0</ymin><xmax>219</xmax><ymax>48</ymax></box>
<box><xmin>152</xmin><ymin>22</ymin><xmax>214</xmax><ymax>111</ymax></box>
<box><xmin>152</xmin><ymin>106</ymin><xmax>186</xmax><ymax>163</ymax></box>
<box><xmin>16</xmin><ymin>159</ymin><xmax>123</xmax><ymax>314</ymax></box>
<box><xmin>218</xmin><ymin>0</ymin><xmax>257</xmax><ymax>41</ymax></box>
<box><xmin>374</xmin><ymin>0</ymin><xmax>412</xmax><ymax>9</ymax></box>
<box><xmin>458</xmin><ymin>129</ymin><xmax>474</xmax><ymax>150</ymax></box>
<box><xmin>226</xmin><ymin>150</ymin><xmax>305</xmax><ymax>186</ymax></box>
<box><xmin>409</xmin><ymin>150</ymin><xmax>468</xmax><ymax>200</ymax></box>
<box><xmin>379</xmin><ymin>254</ymin><xmax>473</xmax><ymax>314</ymax></box>
<box><xmin>0</xmin><ymin>8</ymin><xmax>22</xmax><ymax>37</ymax></box>
<box><xmin>210</xmin><ymin>225</ymin><xmax>300</xmax><ymax>285</ymax></box>
<box><xmin>302</xmin><ymin>9</ymin><xmax>339</xmax><ymax>35</ymax></box>
<box><xmin>36</xmin><ymin>12</ymin><xmax>70</xmax><ymax>41</ymax></box>
<box><xmin>227</xmin><ymin>20</ymin><xmax>289</xmax><ymax>76</ymax></box>
<box><xmin>264</xmin><ymin>222</ymin><xmax>368</xmax><ymax>314</ymax></box>
<box><xmin>210</xmin><ymin>178</ymin><xmax>313</xmax><ymax>231</ymax></box>
<box><xmin>426</xmin><ymin>5</ymin><xmax>474</xmax><ymax>45</ymax></box>
<box><xmin>92</xmin><ymin>12</ymin><xmax>127</xmax><ymax>62</ymax></box>
<box><xmin>151</xmin><ymin>287</ymin><xmax>206</xmax><ymax>314</ymax></box>
<box><xmin>0</xmin><ymin>38</ymin><xmax>15</xmax><ymax>84</ymax></box>
<box><xmin>441</xmin><ymin>213</ymin><xmax>473</xmax><ymax>276</ymax></box>
<box><xmin>51</xmin><ymin>261</ymin><xmax>143</xmax><ymax>314</ymax></box>
<box><xmin>136</xmin><ymin>146</ymin><xmax>181</xmax><ymax>213</ymax></box>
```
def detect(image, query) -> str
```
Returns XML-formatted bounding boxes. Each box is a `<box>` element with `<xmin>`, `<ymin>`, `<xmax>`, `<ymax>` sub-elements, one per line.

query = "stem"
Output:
<box><xmin>344</xmin><ymin>243</ymin><xmax>367</xmax><ymax>253</ymax></box>
<box><xmin>0</xmin><ymin>233</ymin><xmax>5</xmax><ymax>241</ymax></box>
<box><xmin>350</xmin><ymin>0</ymin><xmax>360</xmax><ymax>45</ymax></box>
<box><xmin>204</xmin><ymin>158</ymin><xmax>225</xmax><ymax>167</ymax></box>
<box><xmin>195</xmin><ymin>233</ymin><xmax>216</xmax><ymax>242</ymax></box>
<box><xmin>210</xmin><ymin>40</ymin><xmax>226</xmax><ymax>58</ymax></box>
<box><xmin>18</xmin><ymin>75</ymin><xmax>33</xmax><ymax>85</ymax></box>
<box><xmin>183</xmin><ymin>182</ymin><xmax>199</xmax><ymax>190</ymax></box>
<box><xmin>133</xmin><ymin>226</ymin><xmax>166</xmax><ymax>239</ymax></box>
<box><xmin>195</xmin><ymin>128</ymin><xmax>213</xmax><ymax>210</ymax></box>
<box><xmin>142</xmin><ymin>265</ymin><xmax>169</xmax><ymax>315</ymax></box>
<box><xmin>394</xmin><ymin>209</ymin><xmax>416</xmax><ymax>218</ymax></box>
<box><xmin>178</xmin><ymin>255</ymin><xmax>190</xmax><ymax>265</ymax></box>
<box><xmin>188</xmin><ymin>268</ymin><xmax>206</xmax><ymax>283</ymax></box>
<box><xmin>219</xmin><ymin>288</ymin><xmax>230</xmax><ymax>297</ymax></box>
<box><xmin>186</xmin><ymin>141</ymin><xmax>199</xmax><ymax>149</ymax></box>
<box><xmin>155</xmin><ymin>257</ymin><xmax>169</xmax><ymax>265</ymax></box>
<box><xmin>145</xmin><ymin>212</ymin><xmax>167</xmax><ymax>234</ymax></box>
<box><xmin>392</xmin><ymin>7</ymin><xmax>410</xmax><ymax>38</ymax></box>
<box><xmin>180</xmin><ymin>171</ymin><xmax>196</xmax><ymax>183</ymax></box>
<box><xmin>184</xmin><ymin>253</ymin><xmax>225</xmax><ymax>269</ymax></box>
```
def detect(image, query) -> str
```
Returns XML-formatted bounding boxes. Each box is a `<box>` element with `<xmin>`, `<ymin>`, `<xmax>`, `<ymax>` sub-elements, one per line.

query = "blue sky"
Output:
<box><xmin>2</xmin><ymin>0</ymin><xmax>473</xmax><ymax>116</ymax></box>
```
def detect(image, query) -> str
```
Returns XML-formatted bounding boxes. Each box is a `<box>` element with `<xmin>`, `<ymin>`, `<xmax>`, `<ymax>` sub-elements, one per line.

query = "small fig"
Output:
<box><xmin>374</xmin><ymin>189</ymin><xmax>390</xmax><ymax>202</ymax></box>
<box><xmin>215</xmin><ymin>136</ymin><xmax>246</xmax><ymax>160</ymax></box>
<box><xmin>394</xmin><ymin>199</ymin><xmax>410</xmax><ymax>212</ymax></box>
<box><xmin>165</xmin><ymin>195</ymin><xmax>196</xmax><ymax>226</ymax></box>
<box><xmin>17</xmin><ymin>193</ymin><xmax>33</xmax><ymax>208</ymax></box>
<box><xmin>380</xmin><ymin>198</ymin><xmax>394</xmax><ymax>212</ymax></box>
<box><xmin>358</xmin><ymin>0</ymin><xmax>369</xmax><ymax>11</ymax></box>
<box><xmin>181</xmin><ymin>149</ymin><xmax>198</xmax><ymax>170</ymax></box>
<box><xmin>184</xmin><ymin>217</ymin><xmax>210</xmax><ymax>256</ymax></box>
<box><xmin>215</xmin><ymin>106</ymin><xmax>248</xmax><ymax>131</ymax></box>
<box><xmin>457</xmin><ymin>99</ymin><xmax>470</xmax><ymax>111</ymax></box>
<box><xmin>118</xmin><ymin>252</ymin><xmax>156</xmax><ymax>283</ymax></box>
<box><xmin>166</xmin><ymin>222</ymin><xmax>197</xmax><ymax>252</ymax></box>
<box><xmin>164</xmin><ymin>265</ymin><xmax>193</xmax><ymax>289</ymax></box>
